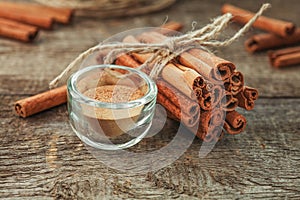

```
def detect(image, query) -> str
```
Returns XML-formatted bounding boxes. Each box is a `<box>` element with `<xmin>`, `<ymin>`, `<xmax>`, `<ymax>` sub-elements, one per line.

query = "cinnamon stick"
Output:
<box><xmin>0</xmin><ymin>2</ymin><xmax>73</xmax><ymax>24</ymax></box>
<box><xmin>157</xmin><ymin>92</ymin><xmax>199</xmax><ymax>127</ymax></box>
<box><xmin>229</xmin><ymin>71</ymin><xmax>244</xmax><ymax>95</ymax></box>
<box><xmin>179</xmin><ymin>52</ymin><xmax>215</xmax><ymax>81</ymax></box>
<box><xmin>223</xmin><ymin>111</ymin><xmax>247</xmax><ymax>135</ymax></box>
<box><xmin>137</xmin><ymin>31</ymin><xmax>165</xmax><ymax>43</ymax></box>
<box><xmin>221</xmin><ymin>91</ymin><xmax>238</xmax><ymax>112</ymax></box>
<box><xmin>175</xmin><ymin>64</ymin><xmax>206</xmax><ymax>90</ymax></box>
<box><xmin>0</xmin><ymin>18</ymin><xmax>39</xmax><ymax>42</ymax></box>
<box><xmin>236</xmin><ymin>86</ymin><xmax>258</xmax><ymax>111</ymax></box>
<box><xmin>138</xmin><ymin>31</ymin><xmax>236</xmax><ymax>82</ymax></box>
<box><xmin>245</xmin><ymin>29</ymin><xmax>300</xmax><ymax>53</ymax></box>
<box><xmin>221</xmin><ymin>4</ymin><xmax>295</xmax><ymax>37</ymax></box>
<box><xmin>202</xmin><ymin>126</ymin><xmax>224</xmax><ymax>143</ymax></box>
<box><xmin>130</xmin><ymin>51</ymin><xmax>200</xmax><ymax>99</ymax></box>
<box><xmin>161</xmin><ymin>63</ymin><xmax>202</xmax><ymax>98</ymax></box>
<box><xmin>14</xmin><ymin>85</ymin><xmax>67</xmax><ymax>118</ymax></box>
<box><xmin>188</xmin><ymin>48</ymin><xmax>236</xmax><ymax>81</ymax></box>
<box><xmin>0</xmin><ymin>7</ymin><xmax>53</xmax><ymax>29</ymax></box>
<box><xmin>199</xmin><ymin>84</ymin><xmax>224</xmax><ymax>111</ymax></box>
<box><xmin>195</xmin><ymin>109</ymin><xmax>225</xmax><ymax>142</ymax></box>
<box><xmin>268</xmin><ymin>46</ymin><xmax>300</xmax><ymax>68</ymax></box>
<box><xmin>242</xmin><ymin>86</ymin><xmax>259</xmax><ymax>101</ymax></box>
<box><xmin>115</xmin><ymin>54</ymin><xmax>141</xmax><ymax>69</ymax></box>
<box><xmin>167</xmin><ymin>107</ymin><xmax>225</xmax><ymax>142</ymax></box>
<box><xmin>156</xmin><ymin>79</ymin><xmax>199</xmax><ymax>116</ymax></box>
<box><xmin>159</xmin><ymin>21</ymin><xmax>184</xmax><ymax>35</ymax></box>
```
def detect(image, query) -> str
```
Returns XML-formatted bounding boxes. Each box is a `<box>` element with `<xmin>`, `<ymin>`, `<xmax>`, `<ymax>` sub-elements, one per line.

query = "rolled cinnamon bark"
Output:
<box><xmin>221</xmin><ymin>4</ymin><xmax>295</xmax><ymax>37</ymax></box>
<box><xmin>223</xmin><ymin>111</ymin><xmax>247</xmax><ymax>135</ymax></box>
<box><xmin>138</xmin><ymin>31</ymin><xmax>236</xmax><ymax>82</ymax></box>
<box><xmin>174</xmin><ymin>64</ymin><xmax>206</xmax><ymax>89</ymax></box>
<box><xmin>202</xmin><ymin>126</ymin><xmax>224</xmax><ymax>143</ymax></box>
<box><xmin>0</xmin><ymin>18</ymin><xmax>39</xmax><ymax>42</ymax></box>
<box><xmin>236</xmin><ymin>86</ymin><xmax>259</xmax><ymax>111</ymax></box>
<box><xmin>221</xmin><ymin>91</ymin><xmax>238</xmax><ymax>111</ymax></box>
<box><xmin>243</xmin><ymin>86</ymin><xmax>259</xmax><ymax>101</ymax></box>
<box><xmin>179</xmin><ymin>52</ymin><xmax>215</xmax><ymax>81</ymax></box>
<box><xmin>137</xmin><ymin>31</ymin><xmax>165</xmax><ymax>43</ymax></box>
<box><xmin>195</xmin><ymin>109</ymin><xmax>225</xmax><ymax>142</ymax></box>
<box><xmin>129</xmin><ymin>52</ymin><xmax>194</xmax><ymax>98</ymax></box>
<box><xmin>198</xmin><ymin>92</ymin><xmax>211</xmax><ymax>111</ymax></box>
<box><xmin>0</xmin><ymin>7</ymin><xmax>53</xmax><ymax>29</ymax></box>
<box><xmin>229</xmin><ymin>71</ymin><xmax>244</xmax><ymax>95</ymax></box>
<box><xmin>167</xmin><ymin>108</ymin><xmax>225</xmax><ymax>142</ymax></box>
<box><xmin>268</xmin><ymin>46</ymin><xmax>300</xmax><ymax>68</ymax></box>
<box><xmin>162</xmin><ymin>64</ymin><xmax>203</xmax><ymax>98</ymax></box>
<box><xmin>0</xmin><ymin>2</ymin><xmax>73</xmax><ymax>24</ymax></box>
<box><xmin>156</xmin><ymin>79</ymin><xmax>199</xmax><ymax>116</ymax></box>
<box><xmin>159</xmin><ymin>21</ymin><xmax>184</xmax><ymax>35</ymax></box>
<box><xmin>129</xmin><ymin>50</ymin><xmax>201</xmax><ymax>99</ymax></box>
<box><xmin>157</xmin><ymin>92</ymin><xmax>200</xmax><ymax>127</ymax></box>
<box><xmin>245</xmin><ymin>29</ymin><xmax>300</xmax><ymax>53</ymax></box>
<box><xmin>115</xmin><ymin>54</ymin><xmax>141</xmax><ymax>69</ymax></box>
<box><xmin>199</xmin><ymin>84</ymin><xmax>224</xmax><ymax>111</ymax></box>
<box><xmin>236</xmin><ymin>95</ymin><xmax>253</xmax><ymax>111</ymax></box>
<box><xmin>14</xmin><ymin>85</ymin><xmax>67</xmax><ymax>118</ymax></box>
<box><xmin>188</xmin><ymin>48</ymin><xmax>236</xmax><ymax>81</ymax></box>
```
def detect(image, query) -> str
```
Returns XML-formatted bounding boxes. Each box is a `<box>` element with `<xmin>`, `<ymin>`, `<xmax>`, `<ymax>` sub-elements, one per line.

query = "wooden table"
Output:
<box><xmin>1</xmin><ymin>0</ymin><xmax>299</xmax><ymax>199</ymax></box>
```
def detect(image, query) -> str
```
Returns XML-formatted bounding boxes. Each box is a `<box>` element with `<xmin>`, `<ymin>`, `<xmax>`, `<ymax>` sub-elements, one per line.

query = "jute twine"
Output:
<box><xmin>49</xmin><ymin>3</ymin><xmax>270</xmax><ymax>89</ymax></box>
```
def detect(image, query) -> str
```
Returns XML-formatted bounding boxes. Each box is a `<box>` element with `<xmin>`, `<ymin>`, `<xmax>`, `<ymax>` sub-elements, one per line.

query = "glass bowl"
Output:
<box><xmin>67</xmin><ymin>65</ymin><xmax>157</xmax><ymax>150</ymax></box>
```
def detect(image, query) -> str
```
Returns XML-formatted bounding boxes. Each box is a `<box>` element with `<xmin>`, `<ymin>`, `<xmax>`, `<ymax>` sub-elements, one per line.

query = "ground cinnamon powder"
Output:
<box><xmin>84</xmin><ymin>85</ymin><xmax>144</xmax><ymax>103</ymax></box>
<box><xmin>83</xmin><ymin>85</ymin><xmax>145</xmax><ymax>139</ymax></box>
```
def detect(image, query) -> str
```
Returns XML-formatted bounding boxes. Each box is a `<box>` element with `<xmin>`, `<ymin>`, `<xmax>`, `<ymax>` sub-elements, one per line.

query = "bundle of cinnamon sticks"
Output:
<box><xmin>98</xmin><ymin>22</ymin><xmax>259</xmax><ymax>142</ymax></box>
<box><xmin>0</xmin><ymin>2</ymin><xmax>73</xmax><ymax>42</ymax></box>
<box><xmin>222</xmin><ymin>4</ymin><xmax>300</xmax><ymax>68</ymax></box>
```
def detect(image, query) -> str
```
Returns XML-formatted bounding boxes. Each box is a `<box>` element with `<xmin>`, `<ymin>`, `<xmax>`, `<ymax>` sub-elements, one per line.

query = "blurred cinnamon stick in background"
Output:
<box><xmin>245</xmin><ymin>29</ymin><xmax>300</xmax><ymax>53</ymax></box>
<box><xmin>0</xmin><ymin>18</ymin><xmax>39</xmax><ymax>42</ymax></box>
<box><xmin>0</xmin><ymin>2</ymin><xmax>73</xmax><ymax>25</ymax></box>
<box><xmin>0</xmin><ymin>7</ymin><xmax>53</xmax><ymax>29</ymax></box>
<box><xmin>268</xmin><ymin>46</ymin><xmax>300</xmax><ymax>68</ymax></box>
<box><xmin>221</xmin><ymin>4</ymin><xmax>295</xmax><ymax>37</ymax></box>
<box><xmin>0</xmin><ymin>1</ymin><xmax>73</xmax><ymax>42</ymax></box>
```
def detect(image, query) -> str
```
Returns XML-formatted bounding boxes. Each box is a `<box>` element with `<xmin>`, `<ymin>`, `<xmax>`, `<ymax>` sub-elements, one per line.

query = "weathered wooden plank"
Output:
<box><xmin>1</xmin><ymin>94</ymin><xmax>299</xmax><ymax>199</ymax></box>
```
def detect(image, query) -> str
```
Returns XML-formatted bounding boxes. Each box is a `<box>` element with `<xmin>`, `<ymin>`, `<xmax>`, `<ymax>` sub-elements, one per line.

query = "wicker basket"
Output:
<box><xmin>34</xmin><ymin>0</ymin><xmax>176</xmax><ymax>18</ymax></box>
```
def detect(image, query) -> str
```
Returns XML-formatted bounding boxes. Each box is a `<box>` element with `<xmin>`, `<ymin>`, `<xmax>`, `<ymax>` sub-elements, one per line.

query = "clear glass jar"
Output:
<box><xmin>67</xmin><ymin>65</ymin><xmax>157</xmax><ymax>150</ymax></box>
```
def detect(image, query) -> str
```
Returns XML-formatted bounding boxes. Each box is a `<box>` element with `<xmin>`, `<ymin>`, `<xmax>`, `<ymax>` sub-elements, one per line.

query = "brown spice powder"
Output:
<box><xmin>83</xmin><ymin>85</ymin><xmax>144</xmax><ymax>103</ymax></box>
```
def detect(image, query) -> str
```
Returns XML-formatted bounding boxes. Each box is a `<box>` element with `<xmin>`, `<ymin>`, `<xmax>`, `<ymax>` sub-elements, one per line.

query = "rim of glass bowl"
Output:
<box><xmin>67</xmin><ymin>65</ymin><xmax>157</xmax><ymax>109</ymax></box>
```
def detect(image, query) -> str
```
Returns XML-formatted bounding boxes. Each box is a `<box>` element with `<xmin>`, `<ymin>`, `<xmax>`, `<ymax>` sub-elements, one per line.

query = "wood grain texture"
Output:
<box><xmin>1</xmin><ymin>0</ymin><xmax>300</xmax><ymax>199</ymax></box>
